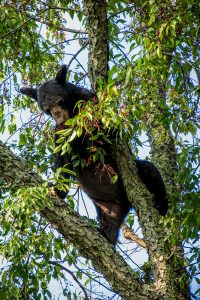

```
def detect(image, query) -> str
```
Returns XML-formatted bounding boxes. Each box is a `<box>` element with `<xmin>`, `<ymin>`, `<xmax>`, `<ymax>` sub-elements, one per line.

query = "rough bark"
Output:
<box><xmin>145</xmin><ymin>80</ymin><xmax>177</xmax><ymax>194</ymax></box>
<box><xmin>82</xmin><ymin>1</ymin><xmax>190</xmax><ymax>299</ymax></box>
<box><xmin>144</xmin><ymin>86</ymin><xmax>190</xmax><ymax>300</ymax></box>
<box><xmin>0</xmin><ymin>140</ymin><xmax>161</xmax><ymax>300</ymax></box>
<box><xmin>0</xmin><ymin>1</ymin><xmax>190</xmax><ymax>299</ymax></box>
<box><xmin>113</xmin><ymin>140</ymin><xmax>189</xmax><ymax>299</ymax></box>
<box><xmin>143</xmin><ymin>52</ymin><xmax>190</xmax><ymax>300</ymax></box>
<box><xmin>0</xmin><ymin>142</ymin><xmax>42</xmax><ymax>189</ymax></box>
<box><xmin>83</xmin><ymin>0</ymin><xmax>109</xmax><ymax>90</ymax></box>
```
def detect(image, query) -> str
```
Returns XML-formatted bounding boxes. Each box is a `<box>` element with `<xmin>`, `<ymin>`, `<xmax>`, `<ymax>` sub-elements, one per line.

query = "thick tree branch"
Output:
<box><xmin>0</xmin><ymin>141</ymin><xmax>42</xmax><ymax>189</ymax></box>
<box><xmin>0</xmin><ymin>140</ymin><xmax>158</xmax><ymax>300</ymax></box>
<box><xmin>113</xmin><ymin>140</ymin><xmax>189</xmax><ymax>299</ymax></box>
<box><xmin>147</xmin><ymin>124</ymin><xmax>177</xmax><ymax>193</ymax></box>
<box><xmin>82</xmin><ymin>1</ymin><xmax>190</xmax><ymax>299</ymax></box>
<box><xmin>113</xmin><ymin>140</ymin><xmax>178</xmax><ymax>294</ymax></box>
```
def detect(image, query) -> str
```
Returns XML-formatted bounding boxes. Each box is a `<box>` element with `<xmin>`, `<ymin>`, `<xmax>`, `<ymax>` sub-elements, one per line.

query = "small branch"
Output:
<box><xmin>0</xmin><ymin>70</ymin><xmax>18</xmax><ymax>88</ymax></box>
<box><xmin>45</xmin><ymin>5</ymin><xmax>84</xmax><ymax>15</ymax></box>
<box><xmin>108</xmin><ymin>5</ymin><xmax>134</xmax><ymax>19</ymax></box>
<box><xmin>67</xmin><ymin>42</ymin><xmax>88</xmax><ymax>70</ymax></box>
<box><xmin>122</xmin><ymin>224</ymin><xmax>146</xmax><ymax>248</ymax></box>
<box><xmin>80</xmin><ymin>188</ymin><xmax>90</xmax><ymax>217</ymax></box>
<box><xmin>73</xmin><ymin>262</ymin><xmax>114</xmax><ymax>293</ymax></box>
<box><xmin>49</xmin><ymin>260</ymin><xmax>89</xmax><ymax>299</ymax></box>
<box><xmin>190</xmin><ymin>292</ymin><xmax>200</xmax><ymax>300</ymax></box>
<box><xmin>116</xmin><ymin>244</ymin><xmax>141</xmax><ymax>269</ymax></box>
<box><xmin>110</xmin><ymin>39</ymin><xmax>131</xmax><ymax>63</ymax></box>
<box><xmin>0</xmin><ymin>4</ymin><xmax>85</xmax><ymax>40</ymax></box>
<box><xmin>41</xmin><ymin>37</ymin><xmax>87</xmax><ymax>53</ymax></box>
<box><xmin>166</xmin><ymin>246</ymin><xmax>177</xmax><ymax>260</ymax></box>
<box><xmin>3</xmin><ymin>113</ymin><xmax>42</xmax><ymax>145</ymax></box>
<box><xmin>34</xmin><ymin>18</ymin><xmax>87</xmax><ymax>34</ymax></box>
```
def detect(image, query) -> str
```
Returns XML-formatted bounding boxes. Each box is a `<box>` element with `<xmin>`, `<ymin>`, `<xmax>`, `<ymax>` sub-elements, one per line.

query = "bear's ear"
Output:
<box><xmin>20</xmin><ymin>87</ymin><xmax>38</xmax><ymax>101</ymax></box>
<box><xmin>55</xmin><ymin>65</ymin><xmax>68</xmax><ymax>85</ymax></box>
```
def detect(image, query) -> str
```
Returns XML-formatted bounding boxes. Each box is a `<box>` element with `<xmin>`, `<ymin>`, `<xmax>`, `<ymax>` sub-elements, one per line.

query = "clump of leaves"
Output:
<box><xmin>54</xmin><ymin>85</ymin><xmax>136</xmax><ymax>170</ymax></box>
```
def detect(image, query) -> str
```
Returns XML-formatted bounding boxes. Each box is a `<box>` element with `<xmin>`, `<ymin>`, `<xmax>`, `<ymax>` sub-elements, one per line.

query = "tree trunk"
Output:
<box><xmin>82</xmin><ymin>0</ymin><xmax>190</xmax><ymax>299</ymax></box>
<box><xmin>83</xmin><ymin>0</ymin><xmax>109</xmax><ymax>91</ymax></box>
<box><xmin>0</xmin><ymin>0</ymin><xmax>191</xmax><ymax>298</ymax></box>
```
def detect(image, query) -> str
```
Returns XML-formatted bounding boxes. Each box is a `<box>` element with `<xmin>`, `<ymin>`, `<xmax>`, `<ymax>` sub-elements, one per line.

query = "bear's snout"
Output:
<box><xmin>51</xmin><ymin>106</ymin><xmax>69</xmax><ymax>125</ymax></box>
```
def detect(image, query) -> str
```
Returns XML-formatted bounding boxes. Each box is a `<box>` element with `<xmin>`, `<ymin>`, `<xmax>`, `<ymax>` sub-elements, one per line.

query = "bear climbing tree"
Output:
<box><xmin>20</xmin><ymin>65</ymin><xmax>168</xmax><ymax>245</ymax></box>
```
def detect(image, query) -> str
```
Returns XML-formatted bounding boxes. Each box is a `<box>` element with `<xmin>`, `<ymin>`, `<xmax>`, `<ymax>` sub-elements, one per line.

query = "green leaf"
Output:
<box><xmin>68</xmin><ymin>130</ymin><xmax>77</xmax><ymax>142</ymax></box>
<box><xmin>125</xmin><ymin>66</ymin><xmax>132</xmax><ymax>85</ymax></box>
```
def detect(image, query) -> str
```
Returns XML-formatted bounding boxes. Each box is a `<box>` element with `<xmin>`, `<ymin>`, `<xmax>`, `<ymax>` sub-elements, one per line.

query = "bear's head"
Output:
<box><xmin>20</xmin><ymin>65</ymin><xmax>94</xmax><ymax>125</ymax></box>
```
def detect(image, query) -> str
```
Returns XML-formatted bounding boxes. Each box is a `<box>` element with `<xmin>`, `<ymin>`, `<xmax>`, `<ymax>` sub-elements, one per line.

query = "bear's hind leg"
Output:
<box><xmin>136</xmin><ymin>159</ymin><xmax>168</xmax><ymax>215</ymax></box>
<box><xmin>95</xmin><ymin>202</ymin><xmax>130</xmax><ymax>244</ymax></box>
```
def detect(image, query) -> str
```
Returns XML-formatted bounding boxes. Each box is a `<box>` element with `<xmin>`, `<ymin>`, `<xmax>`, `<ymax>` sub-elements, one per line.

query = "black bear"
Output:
<box><xmin>20</xmin><ymin>65</ymin><xmax>168</xmax><ymax>244</ymax></box>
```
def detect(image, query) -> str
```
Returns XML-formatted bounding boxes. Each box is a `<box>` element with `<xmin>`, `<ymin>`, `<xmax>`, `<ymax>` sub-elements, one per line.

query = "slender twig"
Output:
<box><xmin>0</xmin><ymin>4</ymin><xmax>85</xmax><ymax>40</ymax></box>
<box><xmin>49</xmin><ymin>260</ymin><xmax>89</xmax><ymax>299</ymax></box>
<box><xmin>73</xmin><ymin>57</ymin><xmax>87</xmax><ymax>74</ymax></box>
<box><xmin>76</xmin><ymin>73</ymin><xmax>88</xmax><ymax>84</ymax></box>
<box><xmin>73</xmin><ymin>262</ymin><xmax>114</xmax><ymax>293</ymax></box>
<box><xmin>0</xmin><ymin>70</ymin><xmax>18</xmax><ymax>88</ymax></box>
<box><xmin>190</xmin><ymin>292</ymin><xmax>200</xmax><ymax>300</ymax></box>
<box><xmin>41</xmin><ymin>38</ymin><xmax>87</xmax><ymax>54</ymax></box>
<box><xmin>195</xmin><ymin>67</ymin><xmax>200</xmax><ymax>85</ymax></box>
<box><xmin>33</xmin><ymin>18</ymin><xmax>87</xmax><ymax>34</ymax></box>
<box><xmin>80</xmin><ymin>189</ymin><xmax>90</xmax><ymax>218</ymax></box>
<box><xmin>110</xmin><ymin>40</ymin><xmax>131</xmax><ymax>63</ymax></box>
<box><xmin>108</xmin><ymin>5</ymin><xmax>134</xmax><ymax>19</ymax></box>
<box><xmin>67</xmin><ymin>42</ymin><xmax>88</xmax><ymax>70</ymax></box>
<box><xmin>116</xmin><ymin>244</ymin><xmax>141</xmax><ymax>269</ymax></box>
<box><xmin>42</xmin><ymin>4</ymin><xmax>84</xmax><ymax>15</ymax></box>
<box><xmin>4</xmin><ymin>113</ymin><xmax>42</xmax><ymax>145</ymax></box>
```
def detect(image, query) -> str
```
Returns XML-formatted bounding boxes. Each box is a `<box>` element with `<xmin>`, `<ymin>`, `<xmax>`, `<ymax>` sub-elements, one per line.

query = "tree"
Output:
<box><xmin>0</xmin><ymin>0</ymin><xmax>199</xmax><ymax>299</ymax></box>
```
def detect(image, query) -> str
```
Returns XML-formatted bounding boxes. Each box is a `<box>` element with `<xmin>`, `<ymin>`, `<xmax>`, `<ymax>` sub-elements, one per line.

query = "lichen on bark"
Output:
<box><xmin>83</xmin><ymin>0</ymin><xmax>109</xmax><ymax>90</ymax></box>
<box><xmin>82</xmin><ymin>0</ymin><xmax>190</xmax><ymax>299</ymax></box>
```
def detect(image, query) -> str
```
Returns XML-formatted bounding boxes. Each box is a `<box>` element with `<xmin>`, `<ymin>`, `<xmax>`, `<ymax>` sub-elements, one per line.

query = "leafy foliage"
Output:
<box><xmin>0</xmin><ymin>0</ymin><xmax>199</xmax><ymax>299</ymax></box>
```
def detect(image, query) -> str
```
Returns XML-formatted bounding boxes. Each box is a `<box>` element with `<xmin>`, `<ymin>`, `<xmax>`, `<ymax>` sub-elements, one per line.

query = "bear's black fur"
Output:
<box><xmin>20</xmin><ymin>65</ymin><xmax>168</xmax><ymax>244</ymax></box>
